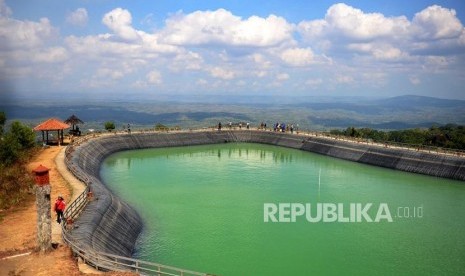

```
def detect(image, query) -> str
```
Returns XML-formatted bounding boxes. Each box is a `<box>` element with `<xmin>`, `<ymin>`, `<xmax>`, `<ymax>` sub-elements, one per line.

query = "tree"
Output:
<box><xmin>104</xmin><ymin>121</ymin><xmax>116</xmax><ymax>132</ymax></box>
<box><xmin>154</xmin><ymin>123</ymin><xmax>168</xmax><ymax>131</ymax></box>
<box><xmin>8</xmin><ymin>121</ymin><xmax>35</xmax><ymax>150</ymax></box>
<box><xmin>0</xmin><ymin>134</ymin><xmax>21</xmax><ymax>165</ymax></box>
<box><xmin>346</xmin><ymin>127</ymin><xmax>359</xmax><ymax>137</ymax></box>
<box><xmin>0</xmin><ymin>120</ymin><xmax>35</xmax><ymax>165</ymax></box>
<box><xmin>0</xmin><ymin>111</ymin><xmax>5</xmax><ymax>135</ymax></box>
<box><xmin>0</xmin><ymin>114</ymin><xmax>35</xmax><ymax>209</ymax></box>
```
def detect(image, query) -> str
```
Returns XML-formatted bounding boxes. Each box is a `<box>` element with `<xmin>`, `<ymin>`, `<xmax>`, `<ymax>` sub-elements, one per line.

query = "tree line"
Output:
<box><xmin>329</xmin><ymin>124</ymin><xmax>465</xmax><ymax>150</ymax></box>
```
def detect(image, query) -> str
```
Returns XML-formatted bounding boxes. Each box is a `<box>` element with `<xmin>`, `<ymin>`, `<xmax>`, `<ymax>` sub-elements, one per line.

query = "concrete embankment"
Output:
<box><xmin>66</xmin><ymin>130</ymin><xmax>465</xmax><ymax>257</ymax></box>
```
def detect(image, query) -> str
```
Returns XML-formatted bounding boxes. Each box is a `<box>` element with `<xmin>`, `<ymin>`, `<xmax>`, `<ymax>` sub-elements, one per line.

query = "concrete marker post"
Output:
<box><xmin>32</xmin><ymin>164</ymin><xmax>52</xmax><ymax>252</ymax></box>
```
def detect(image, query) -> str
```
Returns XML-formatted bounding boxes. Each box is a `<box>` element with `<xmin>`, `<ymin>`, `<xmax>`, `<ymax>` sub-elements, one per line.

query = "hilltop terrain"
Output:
<box><xmin>1</xmin><ymin>95</ymin><xmax>464</xmax><ymax>132</ymax></box>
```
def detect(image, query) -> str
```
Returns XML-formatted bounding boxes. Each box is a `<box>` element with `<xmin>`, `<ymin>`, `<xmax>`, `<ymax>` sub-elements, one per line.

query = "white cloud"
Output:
<box><xmin>161</xmin><ymin>9</ymin><xmax>294</xmax><ymax>47</ymax></box>
<box><xmin>412</xmin><ymin>5</ymin><xmax>463</xmax><ymax>40</ymax></box>
<box><xmin>280</xmin><ymin>47</ymin><xmax>314</xmax><ymax>66</ymax></box>
<box><xmin>0</xmin><ymin>0</ymin><xmax>11</xmax><ymax>17</ymax></box>
<box><xmin>33</xmin><ymin>47</ymin><xmax>68</xmax><ymax>63</ymax></box>
<box><xmin>306</xmin><ymin>78</ymin><xmax>323</xmax><ymax>87</ymax></box>
<box><xmin>298</xmin><ymin>3</ymin><xmax>465</xmax><ymax>60</ymax></box>
<box><xmin>353</xmin><ymin>43</ymin><xmax>407</xmax><ymax>61</ymax></box>
<box><xmin>146</xmin><ymin>70</ymin><xmax>162</xmax><ymax>84</ymax></box>
<box><xmin>335</xmin><ymin>75</ymin><xmax>354</xmax><ymax>84</ymax></box>
<box><xmin>96</xmin><ymin>68</ymin><xmax>124</xmax><ymax>80</ymax></box>
<box><xmin>409</xmin><ymin>76</ymin><xmax>421</xmax><ymax>85</ymax></box>
<box><xmin>209</xmin><ymin>67</ymin><xmax>235</xmax><ymax>79</ymax></box>
<box><xmin>276</xmin><ymin>73</ymin><xmax>289</xmax><ymax>81</ymax></box>
<box><xmin>196</xmin><ymin>79</ymin><xmax>208</xmax><ymax>85</ymax></box>
<box><xmin>250</xmin><ymin>53</ymin><xmax>272</xmax><ymax>69</ymax></box>
<box><xmin>301</xmin><ymin>3</ymin><xmax>410</xmax><ymax>41</ymax></box>
<box><xmin>66</xmin><ymin>8</ymin><xmax>88</xmax><ymax>27</ymax></box>
<box><xmin>102</xmin><ymin>8</ymin><xmax>140</xmax><ymax>41</ymax></box>
<box><xmin>0</xmin><ymin>17</ymin><xmax>56</xmax><ymax>50</ymax></box>
<box><xmin>1</xmin><ymin>1</ymin><xmax>464</xmax><ymax>98</ymax></box>
<box><xmin>169</xmin><ymin>51</ymin><xmax>203</xmax><ymax>71</ymax></box>
<box><xmin>254</xmin><ymin>70</ymin><xmax>267</xmax><ymax>78</ymax></box>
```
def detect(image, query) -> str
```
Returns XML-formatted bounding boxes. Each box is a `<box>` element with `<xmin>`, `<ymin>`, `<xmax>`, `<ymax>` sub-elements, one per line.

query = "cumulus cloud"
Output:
<box><xmin>298</xmin><ymin>3</ymin><xmax>465</xmax><ymax>61</ymax></box>
<box><xmin>161</xmin><ymin>9</ymin><xmax>294</xmax><ymax>47</ymax></box>
<box><xmin>103</xmin><ymin>8</ymin><xmax>140</xmax><ymax>41</ymax></box>
<box><xmin>250</xmin><ymin>53</ymin><xmax>272</xmax><ymax>69</ymax></box>
<box><xmin>298</xmin><ymin>3</ymin><xmax>410</xmax><ymax>43</ymax></box>
<box><xmin>306</xmin><ymin>78</ymin><xmax>323</xmax><ymax>87</ymax></box>
<box><xmin>325</xmin><ymin>3</ymin><xmax>410</xmax><ymax>41</ymax></box>
<box><xmin>168</xmin><ymin>51</ymin><xmax>203</xmax><ymax>71</ymax></box>
<box><xmin>412</xmin><ymin>5</ymin><xmax>463</xmax><ymax>40</ymax></box>
<box><xmin>146</xmin><ymin>70</ymin><xmax>162</xmax><ymax>84</ymax></box>
<box><xmin>335</xmin><ymin>75</ymin><xmax>354</xmax><ymax>84</ymax></box>
<box><xmin>1</xmin><ymin>1</ymin><xmax>464</xmax><ymax>98</ymax></box>
<box><xmin>96</xmin><ymin>68</ymin><xmax>124</xmax><ymax>80</ymax></box>
<box><xmin>0</xmin><ymin>1</ymin><xmax>68</xmax><ymax>82</ymax></box>
<box><xmin>280</xmin><ymin>47</ymin><xmax>314</xmax><ymax>66</ymax></box>
<box><xmin>0</xmin><ymin>17</ymin><xmax>56</xmax><ymax>50</ymax></box>
<box><xmin>209</xmin><ymin>67</ymin><xmax>235</xmax><ymax>79</ymax></box>
<box><xmin>276</xmin><ymin>73</ymin><xmax>289</xmax><ymax>81</ymax></box>
<box><xmin>0</xmin><ymin>0</ymin><xmax>11</xmax><ymax>17</ymax></box>
<box><xmin>65</xmin><ymin>8</ymin><xmax>180</xmax><ymax>59</ymax></box>
<box><xmin>196</xmin><ymin>78</ymin><xmax>208</xmax><ymax>85</ymax></box>
<box><xmin>33</xmin><ymin>47</ymin><xmax>68</xmax><ymax>63</ymax></box>
<box><xmin>66</xmin><ymin>8</ymin><xmax>88</xmax><ymax>27</ymax></box>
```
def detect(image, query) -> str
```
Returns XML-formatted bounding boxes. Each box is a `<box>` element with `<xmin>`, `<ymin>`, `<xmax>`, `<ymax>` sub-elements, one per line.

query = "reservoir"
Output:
<box><xmin>100</xmin><ymin>143</ymin><xmax>465</xmax><ymax>275</ymax></box>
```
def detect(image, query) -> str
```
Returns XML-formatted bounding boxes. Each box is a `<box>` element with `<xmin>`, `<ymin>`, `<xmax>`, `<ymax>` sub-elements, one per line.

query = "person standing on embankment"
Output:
<box><xmin>54</xmin><ymin>195</ymin><xmax>66</xmax><ymax>223</ymax></box>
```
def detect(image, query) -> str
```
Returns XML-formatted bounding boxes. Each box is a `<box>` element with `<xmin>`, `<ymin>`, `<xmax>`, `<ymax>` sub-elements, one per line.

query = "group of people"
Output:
<box><xmin>218</xmin><ymin>121</ymin><xmax>251</xmax><ymax>130</ymax></box>
<box><xmin>273</xmin><ymin>122</ymin><xmax>297</xmax><ymax>133</ymax></box>
<box><xmin>217</xmin><ymin>121</ymin><xmax>298</xmax><ymax>133</ymax></box>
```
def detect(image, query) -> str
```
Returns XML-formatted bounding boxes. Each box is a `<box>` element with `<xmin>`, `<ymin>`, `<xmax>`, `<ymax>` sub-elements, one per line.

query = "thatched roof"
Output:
<box><xmin>64</xmin><ymin>114</ymin><xmax>84</xmax><ymax>125</ymax></box>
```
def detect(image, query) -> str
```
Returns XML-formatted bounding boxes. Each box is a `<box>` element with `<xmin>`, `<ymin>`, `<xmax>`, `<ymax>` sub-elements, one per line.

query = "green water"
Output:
<box><xmin>100</xmin><ymin>143</ymin><xmax>465</xmax><ymax>275</ymax></box>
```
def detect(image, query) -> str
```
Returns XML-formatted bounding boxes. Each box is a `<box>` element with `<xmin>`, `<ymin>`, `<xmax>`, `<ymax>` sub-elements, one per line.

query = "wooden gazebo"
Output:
<box><xmin>33</xmin><ymin>118</ymin><xmax>70</xmax><ymax>145</ymax></box>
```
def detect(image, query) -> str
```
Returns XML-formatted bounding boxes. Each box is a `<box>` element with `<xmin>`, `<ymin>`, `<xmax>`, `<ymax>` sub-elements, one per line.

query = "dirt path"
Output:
<box><xmin>0</xmin><ymin>145</ymin><xmax>80</xmax><ymax>275</ymax></box>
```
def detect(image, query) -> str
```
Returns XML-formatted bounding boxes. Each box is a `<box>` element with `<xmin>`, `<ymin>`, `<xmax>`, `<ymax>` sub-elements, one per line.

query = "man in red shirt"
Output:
<box><xmin>54</xmin><ymin>195</ymin><xmax>66</xmax><ymax>224</ymax></box>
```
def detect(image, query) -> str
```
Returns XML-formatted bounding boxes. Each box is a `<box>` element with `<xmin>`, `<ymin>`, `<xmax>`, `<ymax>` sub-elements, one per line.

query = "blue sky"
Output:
<box><xmin>1</xmin><ymin>0</ymin><xmax>465</xmax><ymax>100</ymax></box>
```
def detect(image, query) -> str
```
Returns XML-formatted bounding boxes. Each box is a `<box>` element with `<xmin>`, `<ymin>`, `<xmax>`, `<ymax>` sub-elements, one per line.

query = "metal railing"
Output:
<box><xmin>64</xmin><ymin>185</ymin><xmax>90</xmax><ymax>223</ymax></box>
<box><xmin>62</xmin><ymin>227</ymin><xmax>207</xmax><ymax>275</ymax></box>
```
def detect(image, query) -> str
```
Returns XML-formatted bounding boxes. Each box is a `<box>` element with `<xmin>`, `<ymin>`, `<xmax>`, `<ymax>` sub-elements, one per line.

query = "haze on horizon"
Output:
<box><xmin>1</xmin><ymin>0</ymin><xmax>465</xmax><ymax>101</ymax></box>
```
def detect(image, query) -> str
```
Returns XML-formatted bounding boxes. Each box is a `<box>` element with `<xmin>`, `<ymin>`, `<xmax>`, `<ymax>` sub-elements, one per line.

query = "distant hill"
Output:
<box><xmin>1</xmin><ymin>94</ymin><xmax>463</xmax><ymax>131</ymax></box>
<box><xmin>373</xmin><ymin>95</ymin><xmax>465</xmax><ymax>109</ymax></box>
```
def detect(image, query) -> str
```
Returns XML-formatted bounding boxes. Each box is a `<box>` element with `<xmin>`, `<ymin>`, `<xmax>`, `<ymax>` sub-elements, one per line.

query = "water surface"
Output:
<box><xmin>100</xmin><ymin>143</ymin><xmax>465</xmax><ymax>275</ymax></box>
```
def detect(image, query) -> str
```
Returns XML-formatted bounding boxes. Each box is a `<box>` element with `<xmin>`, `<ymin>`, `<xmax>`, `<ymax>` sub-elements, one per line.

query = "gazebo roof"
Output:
<box><xmin>33</xmin><ymin>118</ymin><xmax>70</xmax><ymax>131</ymax></box>
<box><xmin>64</xmin><ymin>114</ymin><xmax>84</xmax><ymax>125</ymax></box>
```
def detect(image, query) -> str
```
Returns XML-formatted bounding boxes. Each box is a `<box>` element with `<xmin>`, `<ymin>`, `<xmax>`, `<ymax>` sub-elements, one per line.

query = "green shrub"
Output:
<box><xmin>104</xmin><ymin>121</ymin><xmax>116</xmax><ymax>132</ymax></box>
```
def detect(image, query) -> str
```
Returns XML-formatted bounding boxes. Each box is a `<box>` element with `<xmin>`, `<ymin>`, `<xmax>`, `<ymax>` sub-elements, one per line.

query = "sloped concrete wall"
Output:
<box><xmin>67</xmin><ymin>130</ymin><xmax>465</xmax><ymax>257</ymax></box>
